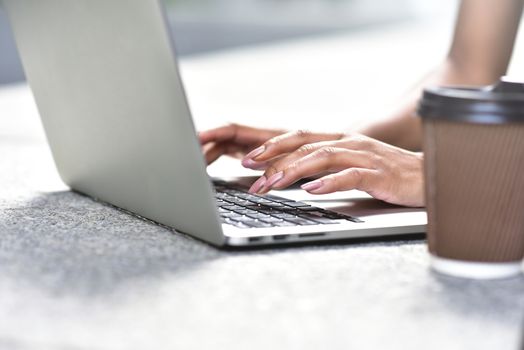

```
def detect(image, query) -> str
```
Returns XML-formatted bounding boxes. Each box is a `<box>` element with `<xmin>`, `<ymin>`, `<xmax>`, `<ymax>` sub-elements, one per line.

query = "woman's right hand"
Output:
<box><xmin>198</xmin><ymin>123</ymin><xmax>287</xmax><ymax>166</ymax></box>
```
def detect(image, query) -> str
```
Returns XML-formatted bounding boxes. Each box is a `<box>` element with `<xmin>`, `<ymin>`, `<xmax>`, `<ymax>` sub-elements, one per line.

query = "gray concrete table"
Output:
<box><xmin>2</xmin><ymin>27</ymin><xmax>524</xmax><ymax>349</ymax></box>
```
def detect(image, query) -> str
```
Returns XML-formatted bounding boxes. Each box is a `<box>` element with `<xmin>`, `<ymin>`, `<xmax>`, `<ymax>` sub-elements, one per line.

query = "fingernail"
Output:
<box><xmin>248</xmin><ymin>176</ymin><xmax>266</xmax><ymax>193</ymax></box>
<box><xmin>242</xmin><ymin>159</ymin><xmax>268</xmax><ymax>170</ymax></box>
<box><xmin>265</xmin><ymin>171</ymin><xmax>285</xmax><ymax>189</ymax></box>
<box><xmin>249</xmin><ymin>162</ymin><xmax>269</xmax><ymax>170</ymax></box>
<box><xmin>241</xmin><ymin>158</ymin><xmax>262</xmax><ymax>169</ymax></box>
<box><xmin>301</xmin><ymin>180</ymin><xmax>323</xmax><ymax>192</ymax></box>
<box><xmin>244</xmin><ymin>146</ymin><xmax>265</xmax><ymax>160</ymax></box>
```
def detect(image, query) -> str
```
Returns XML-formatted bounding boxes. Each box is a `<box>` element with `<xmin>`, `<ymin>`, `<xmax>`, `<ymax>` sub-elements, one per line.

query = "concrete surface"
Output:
<box><xmin>2</xmin><ymin>26</ymin><xmax>524</xmax><ymax>350</ymax></box>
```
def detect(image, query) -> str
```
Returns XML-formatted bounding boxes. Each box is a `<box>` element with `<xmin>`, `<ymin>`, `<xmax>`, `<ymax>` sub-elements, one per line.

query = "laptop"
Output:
<box><xmin>3</xmin><ymin>0</ymin><xmax>427</xmax><ymax>247</ymax></box>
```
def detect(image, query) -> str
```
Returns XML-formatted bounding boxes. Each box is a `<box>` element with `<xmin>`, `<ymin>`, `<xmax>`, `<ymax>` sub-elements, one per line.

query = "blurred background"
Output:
<box><xmin>2</xmin><ymin>0</ymin><xmax>524</xmax><ymax>135</ymax></box>
<box><xmin>0</xmin><ymin>0</ymin><xmax>456</xmax><ymax>85</ymax></box>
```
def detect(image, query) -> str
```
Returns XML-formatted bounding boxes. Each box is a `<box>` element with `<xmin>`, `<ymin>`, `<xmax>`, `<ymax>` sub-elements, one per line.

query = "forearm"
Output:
<box><xmin>358</xmin><ymin>61</ymin><xmax>500</xmax><ymax>151</ymax></box>
<box><xmin>359</xmin><ymin>0</ymin><xmax>523</xmax><ymax>151</ymax></box>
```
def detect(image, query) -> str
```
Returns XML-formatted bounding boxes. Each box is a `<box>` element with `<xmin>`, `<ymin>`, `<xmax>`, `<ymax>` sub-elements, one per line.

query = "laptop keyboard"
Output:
<box><xmin>213</xmin><ymin>181</ymin><xmax>363</xmax><ymax>229</ymax></box>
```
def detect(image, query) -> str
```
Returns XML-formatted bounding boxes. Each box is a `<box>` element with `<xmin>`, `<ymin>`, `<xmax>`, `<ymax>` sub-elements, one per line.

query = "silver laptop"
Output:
<box><xmin>3</xmin><ymin>0</ymin><xmax>426</xmax><ymax>247</ymax></box>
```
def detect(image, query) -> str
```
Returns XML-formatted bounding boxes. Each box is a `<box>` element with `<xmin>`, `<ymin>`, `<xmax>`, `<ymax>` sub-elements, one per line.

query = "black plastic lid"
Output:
<box><xmin>418</xmin><ymin>76</ymin><xmax>524</xmax><ymax>124</ymax></box>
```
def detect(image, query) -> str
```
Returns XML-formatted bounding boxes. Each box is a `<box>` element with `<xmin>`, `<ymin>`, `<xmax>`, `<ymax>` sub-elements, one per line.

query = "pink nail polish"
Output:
<box><xmin>301</xmin><ymin>180</ymin><xmax>323</xmax><ymax>192</ymax></box>
<box><xmin>249</xmin><ymin>176</ymin><xmax>266</xmax><ymax>193</ymax></box>
<box><xmin>249</xmin><ymin>162</ymin><xmax>269</xmax><ymax>170</ymax></box>
<box><xmin>242</xmin><ymin>159</ymin><xmax>268</xmax><ymax>170</ymax></box>
<box><xmin>265</xmin><ymin>171</ymin><xmax>284</xmax><ymax>189</ymax></box>
<box><xmin>241</xmin><ymin>158</ymin><xmax>260</xmax><ymax>169</ymax></box>
<box><xmin>244</xmin><ymin>146</ymin><xmax>265</xmax><ymax>160</ymax></box>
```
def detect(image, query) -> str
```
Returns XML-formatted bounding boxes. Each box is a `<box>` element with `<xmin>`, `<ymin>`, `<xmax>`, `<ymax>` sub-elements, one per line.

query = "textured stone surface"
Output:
<box><xmin>2</xmin><ymin>30</ymin><xmax>524</xmax><ymax>348</ymax></box>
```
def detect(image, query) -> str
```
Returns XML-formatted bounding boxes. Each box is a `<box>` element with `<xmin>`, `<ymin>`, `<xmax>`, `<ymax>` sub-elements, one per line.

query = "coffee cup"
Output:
<box><xmin>418</xmin><ymin>76</ymin><xmax>524</xmax><ymax>279</ymax></box>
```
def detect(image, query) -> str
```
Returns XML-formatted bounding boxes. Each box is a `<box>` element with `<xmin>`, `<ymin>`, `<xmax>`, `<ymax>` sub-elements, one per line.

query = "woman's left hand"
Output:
<box><xmin>243</xmin><ymin>131</ymin><xmax>424</xmax><ymax>207</ymax></box>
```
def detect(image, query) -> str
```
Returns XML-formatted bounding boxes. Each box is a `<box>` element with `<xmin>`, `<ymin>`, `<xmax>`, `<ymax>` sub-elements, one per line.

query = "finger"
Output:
<box><xmin>258</xmin><ymin>147</ymin><xmax>372</xmax><ymax>193</ymax></box>
<box><xmin>199</xmin><ymin>124</ymin><xmax>281</xmax><ymax>146</ymax></box>
<box><xmin>301</xmin><ymin>168</ymin><xmax>378</xmax><ymax>194</ymax></box>
<box><xmin>204</xmin><ymin>140</ymin><xmax>274</xmax><ymax>168</ymax></box>
<box><xmin>241</xmin><ymin>158</ymin><xmax>271</xmax><ymax>170</ymax></box>
<box><xmin>242</xmin><ymin>153</ymin><xmax>286</xmax><ymax>170</ymax></box>
<box><xmin>198</xmin><ymin>124</ymin><xmax>238</xmax><ymax>145</ymax></box>
<box><xmin>204</xmin><ymin>142</ymin><xmax>227</xmax><ymax>165</ymax></box>
<box><xmin>245</xmin><ymin>130</ymin><xmax>344</xmax><ymax>162</ymax></box>
<box><xmin>203</xmin><ymin>141</ymin><xmax>247</xmax><ymax>164</ymax></box>
<box><xmin>203</xmin><ymin>142</ymin><xmax>254</xmax><ymax>166</ymax></box>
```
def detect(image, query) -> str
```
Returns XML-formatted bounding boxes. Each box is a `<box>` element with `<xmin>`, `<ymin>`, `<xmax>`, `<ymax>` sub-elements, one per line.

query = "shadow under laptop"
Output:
<box><xmin>0</xmin><ymin>190</ymin><xmax>225</xmax><ymax>296</ymax></box>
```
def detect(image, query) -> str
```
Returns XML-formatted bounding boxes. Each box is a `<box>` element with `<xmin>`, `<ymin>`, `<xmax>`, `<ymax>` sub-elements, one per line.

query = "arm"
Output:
<box><xmin>360</xmin><ymin>0</ymin><xmax>524</xmax><ymax>151</ymax></box>
<box><xmin>242</xmin><ymin>0</ymin><xmax>524</xmax><ymax>206</ymax></box>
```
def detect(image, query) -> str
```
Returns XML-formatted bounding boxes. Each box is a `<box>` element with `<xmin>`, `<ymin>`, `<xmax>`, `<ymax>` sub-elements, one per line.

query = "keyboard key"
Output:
<box><xmin>256</xmin><ymin>208</ymin><xmax>276</xmax><ymax>214</ymax></box>
<box><xmin>272</xmin><ymin>213</ymin><xmax>297</xmax><ymax>219</ymax></box>
<box><xmin>231</xmin><ymin>208</ymin><xmax>248</xmax><ymax>214</ymax></box>
<box><xmin>234</xmin><ymin>209</ymin><xmax>259</xmax><ymax>215</ymax></box>
<box><xmin>296</xmin><ymin>206</ymin><xmax>318</xmax><ymax>211</ymax></box>
<box><xmin>304</xmin><ymin>216</ymin><xmax>342</xmax><ymax>225</ymax></box>
<box><xmin>234</xmin><ymin>199</ymin><xmax>253</xmax><ymax>206</ymax></box>
<box><xmin>220</xmin><ymin>204</ymin><xmax>245</xmax><ymax>211</ymax></box>
<box><xmin>223</xmin><ymin>218</ymin><xmax>250</xmax><ymax>229</ymax></box>
<box><xmin>260</xmin><ymin>216</ymin><xmax>285</xmax><ymax>223</ymax></box>
<box><xmin>235</xmin><ymin>216</ymin><xmax>257</xmax><ymax>223</ymax></box>
<box><xmin>274</xmin><ymin>221</ymin><xmax>297</xmax><ymax>227</ymax></box>
<box><xmin>243</xmin><ymin>220</ymin><xmax>273</xmax><ymax>228</ymax></box>
<box><xmin>262</xmin><ymin>202</ymin><xmax>287</xmax><ymax>209</ymax></box>
<box><xmin>284</xmin><ymin>202</ymin><xmax>313</xmax><ymax>209</ymax></box>
<box><xmin>285</xmin><ymin>217</ymin><xmax>318</xmax><ymax>226</ymax></box>
<box><xmin>246</xmin><ymin>204</ymin><xmax>265</xmax><ymax>209</ymax></box>
<box><xmin>235</xmin><ymin>193</ymin><xmax>259</xmax><ymax>201</ymax></box>
<box><xmin>306</xmin><ymin>210</ymin><xmax>330</xmax><ymax>217</ymax></box>
<box><xmin>221</xmin><ymin>212</ymin><xmax>243</xmax><ymax>219</ymax></box>
<box><xmin>247</xmin><ymin>213</ymin><xmax>271</xmax><ymax>220</ymax></box>
<box><xmin>249</xmin><ymin>197</ymin><xmax>275</xmax><ymax>205</ymax></box>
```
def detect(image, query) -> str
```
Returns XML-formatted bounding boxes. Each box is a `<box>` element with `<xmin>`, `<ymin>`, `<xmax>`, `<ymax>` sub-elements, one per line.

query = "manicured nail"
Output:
<box><xmin>249</xmin><ymin>161</ymin><xmax>269</xmax><ymax>170</ymax></box>
<box><xmin>301</xmin><ymin>180</ymin><xmax>323</xmax><ymax>192</ymax></box>
<box><xmin>244</xmin><ymin>146</ymin><xmax>265</xmax><ymax>160</ymax></box>
<box><xmin>265</xmin><ymin>171</ymin><xmax>285</xmax><ymax>189</ymax></box>
<box><xmin>249</xmin><ymin>176</ymin><xmax>266</xmax><ymax>193</ymax></box>
<box><xmin>241</xmin><ymin>158</ymin><xmax>262</xmax><ymax>169</ymax></box>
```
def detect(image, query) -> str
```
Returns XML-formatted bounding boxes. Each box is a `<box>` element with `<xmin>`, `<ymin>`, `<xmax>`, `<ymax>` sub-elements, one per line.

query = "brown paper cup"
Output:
<box><xmin>419</xmin><ymin>77</ymin><xmax>524</xmax><ymax>279</ymax></box>
<box><xmin>423</xmin><ymin>120</ymin><xmax>524</xmax><ymax>278</ymax></box>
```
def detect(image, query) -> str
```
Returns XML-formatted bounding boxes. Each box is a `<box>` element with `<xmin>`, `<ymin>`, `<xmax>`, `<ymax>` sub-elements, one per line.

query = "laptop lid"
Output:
<box><xmin>3</xmin><ymin>0</ymin><xmax>226</xmax><ymax>245</ymax></box>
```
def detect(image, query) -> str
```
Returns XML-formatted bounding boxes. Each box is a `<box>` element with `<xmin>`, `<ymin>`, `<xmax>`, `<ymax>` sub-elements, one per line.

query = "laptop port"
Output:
<box><xmin>298</xmin><ymin>233</ymin><xmax>325</xmax><ymax>238</ymax></box>
<box><xmin>273</xmin><ymin>235</ymin><xmax>290</xmax><ymax>241</ymax></box>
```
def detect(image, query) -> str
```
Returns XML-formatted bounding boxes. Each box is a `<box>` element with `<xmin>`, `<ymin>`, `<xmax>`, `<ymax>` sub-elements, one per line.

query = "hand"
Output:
<box><xmin>243</xmin><ymin>131</ymin><xmax>424</xmax><ymax>207</ymax></box>
<box><xmin>198</xmin><ymin>123</ymin><xmax>286</xmax><ymax>165</ymax></box>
